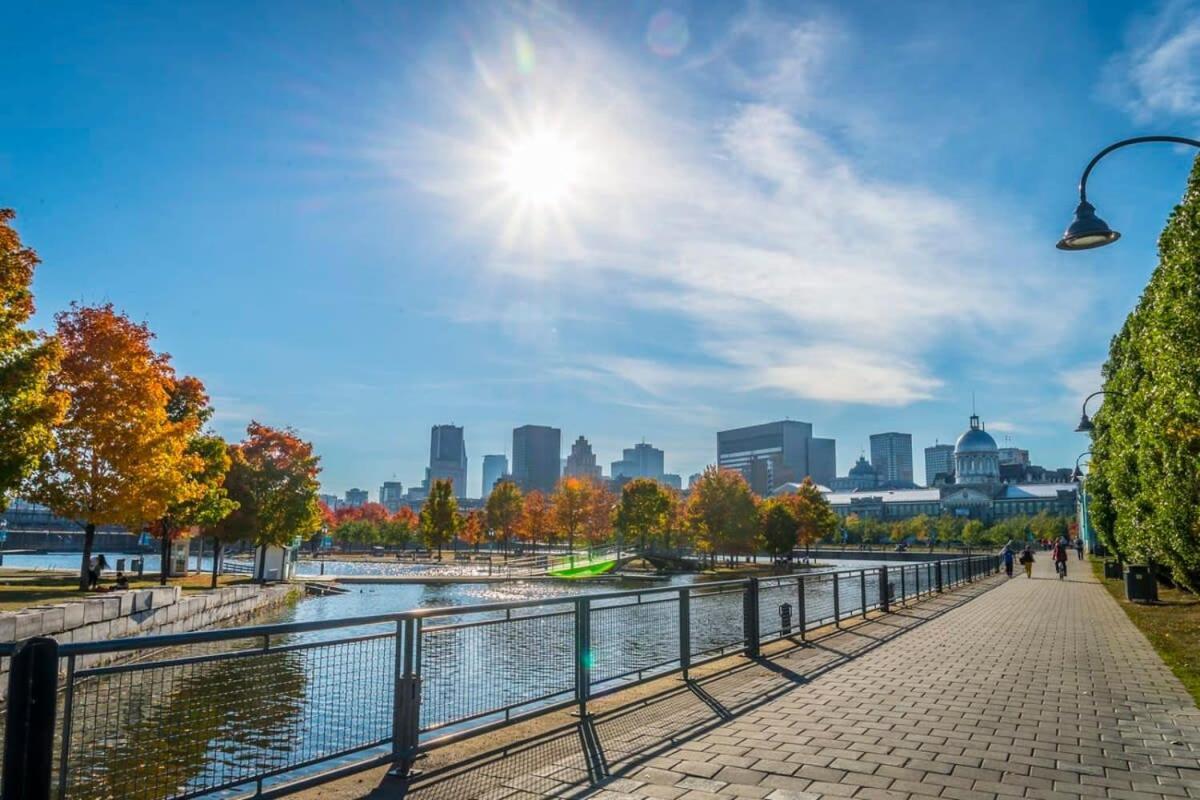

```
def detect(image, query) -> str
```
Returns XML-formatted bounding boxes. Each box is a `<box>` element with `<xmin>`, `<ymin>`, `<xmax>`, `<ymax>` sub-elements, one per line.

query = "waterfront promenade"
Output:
<box><xmin>308</xmin><ymin>557</ymin><xmax>1200</xmax><ymax>800</ymax></box>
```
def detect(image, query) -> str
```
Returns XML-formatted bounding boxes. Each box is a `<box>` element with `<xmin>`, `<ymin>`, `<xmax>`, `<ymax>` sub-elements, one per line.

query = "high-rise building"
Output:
<box><xmin>662</xmin><ymin>473</ymin><xmax>683</xmax><ymax>491</ymax></box>
<box><xmin>716</xmin><ymin>421</ymin><xmax>836</xmax><ymax>495</ymax></box>
<box><xmin>512</xmin><ymin>425</ymin><xmax>561</xmax><ymax>493</ymax></box>
<box><xmin>611</xmin><ymin>442</ymin><xmax>665</xmax><ymax>481</ymax></box>
<box><xmin>870</xmin><ymin>432</ymin><xmax>914</xmax><ymax>485</ymax></box>
<box><xmin>379</xmin><ymin>481</ymin><xmax>404</xmax><ymax>513</ymax></box>
<box><xmin>344</xmin><ymin>488</ymin><xmax>368</xmax><ymax>507</ymax></box>
<box><xmin>688</xmin><ymin>473</ymin><xmax>703</xmax><ymax>490</ymax></box>
<box><xmin>318</xmin><ymin>493</ymin><xmax>340</xmax><ymax>510</ymax></box>
<box><xmin>481</xmin><ymin>454</ymin><xmax>508</xmax><ymax>499</ymax></box>
<box><xmin>425</xmin><ymin>424</ymin><xmax>467</xmax><ymax>497</ymax></box>
<box><xmin>564</xmin><ymin>436</ymin><xmax>602</xmax><ymax>479</ymax></box>
<box><xmin>924</xmin><ymin>443</ymin><xmax>955</xmax><ymax>486</ymax></box>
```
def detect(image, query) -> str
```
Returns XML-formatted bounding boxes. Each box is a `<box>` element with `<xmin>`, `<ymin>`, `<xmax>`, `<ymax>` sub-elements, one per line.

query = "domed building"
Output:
<box><xmin>953</xmin><ymin>413</ymin><xmax>1000</xmax><ymax>485</ymax></box>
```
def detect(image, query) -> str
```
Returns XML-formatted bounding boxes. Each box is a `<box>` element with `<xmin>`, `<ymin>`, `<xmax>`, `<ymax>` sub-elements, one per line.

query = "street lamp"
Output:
<box><xmin>1075</xmin><ymin>389</ymin><xmax>1122</xmax><ymax>433</ymax></box>
<box><xmin>1056</xmin><ymin>136</ymin><xmax>1200</xmax><ymax>251</ymax></box>
<box><xmin>1074</xmin><ymin>450</ymin><xmax>1093</xmax><ymax>479</ymax></box>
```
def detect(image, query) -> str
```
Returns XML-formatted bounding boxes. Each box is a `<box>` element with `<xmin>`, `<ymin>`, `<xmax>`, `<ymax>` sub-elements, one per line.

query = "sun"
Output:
<box><xmin>500</xmin><ymin>129</ymin><xmax>582</xmax><ymax>207</ymax></box>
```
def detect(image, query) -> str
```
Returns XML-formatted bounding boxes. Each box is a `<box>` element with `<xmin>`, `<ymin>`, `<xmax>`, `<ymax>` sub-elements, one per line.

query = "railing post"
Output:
<box><xmin>3</xmin><ymin>637</ymin><xmax>58</xmax><ymax>800</ymax></box>
<box><xmin>832</xmin><ymin>573</ymin><xmax>840</xmax><ymax>626</ymax></box>
<box><xmin>936</xmin><ymin>561</ymin><xmax>944</xmax><ymax>593</ymax></box>
<box><xmin>797</xmin><ymin>576</ymin><xmax>807</xmax><ymax>640</ymax></box>
<box><xmin>743</xmin><ymin>579</ymin><xmax>760</xmax><ymax>658</ymax></box>
<box><xmin>860</xmin><ymin>571</ymin><xmax>867</xmax><ymax>618</ymax></box>
<box><xmin>575</xmin><ymin>598</ymin><xmax>591</xmax><ymax>714</ymax></box>
<box><xmin>900</xmin><ymin>566</ymin><xmax>907</xmax><ymax>604</ymax></box>
<box><xmin>390</xmin><ymin>618</ymin><xmax>421</xmax><ymax>778</ymax></box>
<box><xmin>678</xmin><ymin>588</ymin><xmax>691</xmax><ymax>680</ymax></box>
<box><xmin>878</xmin><ymin>567</ymin><xmax>889</xmax><ymax>613</ymax></box>
<box><xmin>915</xmin><ymin>563</ymin><xmax>921</xmax><ymax>597</ymax></box>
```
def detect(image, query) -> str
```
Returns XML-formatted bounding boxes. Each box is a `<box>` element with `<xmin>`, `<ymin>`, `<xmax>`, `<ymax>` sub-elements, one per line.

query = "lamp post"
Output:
<box><xmin>1074</xmin><ymin>451</ymin><xmax>1094</xmax><ymax>554</ymax></box>
<box><xmin>1075</xmin><ymin>389</ymin><xmax>1123</xmax><ymax>433</ymax></box>
<box><xmin>1056</xmin><ymin>136</ymin><xmax>1200</xmax><ymax>251</ymax></box>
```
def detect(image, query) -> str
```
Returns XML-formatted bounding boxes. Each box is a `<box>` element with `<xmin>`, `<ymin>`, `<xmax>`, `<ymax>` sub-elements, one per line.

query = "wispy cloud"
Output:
<box><xmin>1104</xmin><ymin>1</ymin><xmax>1200</xmax><ymax>121</ymax></box>
<box><xmin>387</xmin><ymin>6</ymin><xmax>1083</xmax><ymax>412</ymax></box>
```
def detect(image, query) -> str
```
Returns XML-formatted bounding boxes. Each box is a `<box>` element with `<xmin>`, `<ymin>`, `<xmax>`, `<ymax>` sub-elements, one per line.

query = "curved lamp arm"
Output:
<box><xmin>1076</xmin><ymin>389</ymin><xmax>1124</xmax><ymax>433</ymax></box>
<box><xmin>1075</xmin><ymin>450</ymin><xmax>1093</xmax><ymax>475</ymax></box>
<box><xmin>1059</xmin><ymin>136</ymin><xmax>1200</xmax><ymax>250</ymax></box>
<box><xmin>1077</xmin><ymin>136</ymin><xmax>1200</xmax><ymax>203</ymax></box>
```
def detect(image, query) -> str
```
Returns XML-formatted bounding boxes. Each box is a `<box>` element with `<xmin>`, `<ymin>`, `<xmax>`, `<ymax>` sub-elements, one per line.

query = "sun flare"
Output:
<box><xmin>500</xmin><ymin>129</ymin><xmax>582</xmax><ymax>207</ymax></box>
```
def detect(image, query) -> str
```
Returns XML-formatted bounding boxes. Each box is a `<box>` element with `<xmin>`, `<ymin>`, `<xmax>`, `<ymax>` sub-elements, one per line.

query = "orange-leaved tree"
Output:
<box><xmin>461</xmin><ymin>509</ymin><xmax>488</xmax><ymax>551</ymax></box>
<box><xmin>583</xmin><ymin>479</ymin><xmax>616</xmax><ymax>553</ymax></box>
<box><xmin>553</xmin><ymin>477</ymin><xmax>591</xmax><ymax>565</ymax></box>
<box><xmin>519</xmin><ymin>490</ymin><xmax>554</xmax><ymax>552</ymax></box>
<box><xmin>685</xmin><ymin>467</ymin><xmax>758</xmax><ymax>566</ymax></box>
<box><xmin>0</xmin><ymin>209</ymin><xmax>66</xmax><ymax>511</ymax></box>
<box><xmin>782</xmin><ymin>477</ymin><xmax>838</xmax><ymax>558</ymax></box>
<box><xmin>29</xmin><ymin>304</ymin><xmax>201</xmax><ymax>589</ymax></box>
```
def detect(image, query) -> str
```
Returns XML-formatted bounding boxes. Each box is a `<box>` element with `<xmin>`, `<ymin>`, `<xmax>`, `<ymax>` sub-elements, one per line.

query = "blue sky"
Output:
<box><xmin>4</xmin><ymin>0</ymin><xmax>1199</xmax><ymax>496</ymax></box>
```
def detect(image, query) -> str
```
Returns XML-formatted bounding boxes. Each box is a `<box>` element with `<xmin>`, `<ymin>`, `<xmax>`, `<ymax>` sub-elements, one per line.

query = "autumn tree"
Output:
<box><xmin>615</xmin><ymin>478</ymin><xmax>674</xmax><ymax>553</ymax></box>
<box><xmin>461</xmin><ymin>509</ymin><xmax>488</xmax><ymax>551</ymax></box>
<box><xmin>582</xmin><ymin>479</ymin><xmax>615</xmax><ymax>552</ymax></box>
<box><xmin>214</xmin><ymin>421</ymin><xmax>322</xmax><ymax>581</ymax></box>
<box><xmin>485</xmin><ymin>479</ymin><xmax>523</xmax><ymax>557</ymax></box>
<box><xmin>420</xmin><ymin>478</ymin><xmax>459</xmax><ymax>559</ymax></box>
<box><xmin>961</xmin><ymin>519</ymin><xmax>985</xmax><ymax>548</ymax></box>
<box><xmin>151</xmin><ymin>377</ymin><xmax>237</xmax><ymax>585</ymax></box>
<box><xmin>0</xmin><ymin>209</ymin><xmax>65</xmax><ymax>510</ymax></box>
<box><xmin>28</xmin><ymin>304</ymin><xmax>200</xmax><ymax>590</ymax></box>
<box><xmin>380</xmin><ymin>506</ymin><xmax>418</xmax><ymax>549</ymax></box>
<box><xmin>519</xmin><ymin>490</ymin><xmax>555</xmax><ymax>552</ymax></box>
<box><xmin>686</xmin><ymin>467</ymin><xmax>758</xmax><ymax>565</ymax></box>
<box><xmin>553</xmin><ymin>477</ymin><xmax>591</xmax><ymax>565</ymax></box>
<box><xmin>782</xmin><ymin>477</ymin><xmax>838</xmax><ymax>558</ymax></box>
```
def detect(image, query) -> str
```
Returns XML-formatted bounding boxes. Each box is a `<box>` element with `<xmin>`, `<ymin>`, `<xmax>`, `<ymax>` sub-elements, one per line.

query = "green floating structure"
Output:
<box><xmin>546</xmin><ymin>559</ymin><xmax>618</xmax><ymax>578</ymax></box>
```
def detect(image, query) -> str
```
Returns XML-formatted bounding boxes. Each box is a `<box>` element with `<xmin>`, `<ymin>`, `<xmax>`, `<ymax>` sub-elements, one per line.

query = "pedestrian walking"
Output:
<box><xmin>1019</xmin><ymin>546</ymin><xmax>1035</xmax><ymax>578</ymax></box>
<box><xmin>1075</xmin><ymin>538</ymin><xmax>1084</xmax><ymax>560</ymax></box>
<box><xmin>1001</xmin><ymin>544</ymin><xmax>1015</xmax><ymax>578</ymax></box>
<box><xmin>87</xmin><ymin>554</ymin><xmax>110</xmax><ymax>590</ymax></box>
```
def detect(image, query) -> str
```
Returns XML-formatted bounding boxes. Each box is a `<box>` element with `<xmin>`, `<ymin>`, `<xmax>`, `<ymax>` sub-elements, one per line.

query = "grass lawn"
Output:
<box><xmin>547</xmin><ymin>559</ymin><xmax>617</xmax><ymax>578</ymax></box>
<box><xmin>1090</xmin><ymin>557</ymin><xmax>1200</xmax><ymax>708</ymax></box>
<box><xmin>0</xmin><ymin>569</ymin><xmax>254</xmax><ymax>611</ymax></box>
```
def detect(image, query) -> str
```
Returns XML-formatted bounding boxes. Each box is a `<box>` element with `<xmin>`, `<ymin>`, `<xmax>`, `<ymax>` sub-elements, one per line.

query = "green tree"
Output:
<box><xmin>783</xmin><ymin>477</ymin><xmax>838</xmax><ymax>557</ymax></box>
<box><xmin>1089</xmin><ymin>153</ymin><xmax>1200</xmax><ymax>590</ymax></box>
<box><xmin>420</xmin><ymin>478</ymin><xmax>459</xmax><ymax>559</ymax></box>
<box><xmin>961</xmin><ymin>519</ymin><xmax>985</xmax><ymax>548</ymax></box>
<box><xmin>935</xmin><ymin>515</ymin><xmax>961</xmax><ymax>548</ymax></box>
<box><xmin>486</xmin><ymin>479</ymin><xmax>523</xmax><ymax>556</ymax></box>
<box><xmin>615</xmin><ymin>478</ymin><xmax>673</xmax><ymax>553</ymax></box>
<box><xmin>761</xmin><ymin>499</ymin><xmax>798</xmax><ymax>560</ymax></box>
<box><xmin>0</xmin><ymin>210</ymin><xmax>66</xmax><ymax>511</ymax></box>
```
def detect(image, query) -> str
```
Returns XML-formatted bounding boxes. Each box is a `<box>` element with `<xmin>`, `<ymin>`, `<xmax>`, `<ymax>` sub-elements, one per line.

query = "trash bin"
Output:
<box><xmin>779</xmin><ymin>603</ymin><xmax>792</xmax><ymax>635</ymax></box>
<box><xmin>1125</xmin><ymin>565</ymin><xmax>1157</xmax><ymax>603</ymax></box>
<box><xmin>1104</xmin><ymin>561</ymin><xmax>1123</xmax><ymax>580</ymax></box>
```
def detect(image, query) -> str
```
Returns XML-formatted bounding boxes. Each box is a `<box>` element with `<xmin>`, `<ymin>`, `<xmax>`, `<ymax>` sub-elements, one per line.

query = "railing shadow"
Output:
<box><xmin>382</xmin><ymin>575</ymin><xmax>1002</xmax><ymax>800</ymax></box>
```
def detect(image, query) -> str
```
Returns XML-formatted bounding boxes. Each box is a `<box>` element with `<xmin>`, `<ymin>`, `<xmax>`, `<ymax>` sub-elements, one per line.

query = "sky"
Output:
<box><xmin>3</xmin><ymin>0</ymin><xmax>1200</xmax><ymax>496</ymax></box>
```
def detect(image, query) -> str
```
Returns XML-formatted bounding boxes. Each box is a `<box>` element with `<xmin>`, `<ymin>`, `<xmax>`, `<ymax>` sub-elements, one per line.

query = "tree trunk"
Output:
<box><xmin>211</xmin><ymin>538</ymin><xmax>222</xmax><ymax>589</ymax></box>
<box><xmin>79</xmin><ymin>522</ymin><xmax>96</xmax><ymax>591</ymax></box>
<box><xmin>160</xmin><ymin>521</ymin><xmax>171</xmax><ymax>586</ymax></box>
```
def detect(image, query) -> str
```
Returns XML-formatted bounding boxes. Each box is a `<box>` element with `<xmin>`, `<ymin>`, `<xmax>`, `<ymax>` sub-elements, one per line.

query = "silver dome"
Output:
<box><xmin>955</xmin><ymin>415</ymin><xmax>998</xmax><ymax>454</ymax></box>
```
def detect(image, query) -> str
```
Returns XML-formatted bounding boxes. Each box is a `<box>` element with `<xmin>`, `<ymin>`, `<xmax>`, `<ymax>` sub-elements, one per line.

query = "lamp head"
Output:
<box><xmin>1057</xmin><ymin>201</ymin><xmax>1120</xmax><ymax>250</ymax></box>
<box><xmin>1075</xmin><ymin>412</ymin><xmax>1095</xmax><ymax>433</ymax></box>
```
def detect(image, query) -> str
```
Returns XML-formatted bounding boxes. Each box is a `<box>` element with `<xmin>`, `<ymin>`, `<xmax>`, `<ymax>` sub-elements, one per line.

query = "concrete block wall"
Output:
<box><xmin>0</xmin><ymin>583</ymin><xmax>297</xmax><ymax>680</ymax></box>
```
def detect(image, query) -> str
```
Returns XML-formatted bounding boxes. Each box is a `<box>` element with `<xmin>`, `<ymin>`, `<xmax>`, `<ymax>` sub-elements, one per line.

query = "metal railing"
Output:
<box><xmin>0</xmin><ymin>554</ymin><xmax>999</xmax><ymax>800</ymax></box>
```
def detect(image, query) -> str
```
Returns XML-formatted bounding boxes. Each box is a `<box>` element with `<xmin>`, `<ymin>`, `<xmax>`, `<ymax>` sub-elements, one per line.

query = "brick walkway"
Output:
<box><xmin>309</xmin><ymin>557</ymin><xmax>1200</xmax><ymax>800</ymax></box>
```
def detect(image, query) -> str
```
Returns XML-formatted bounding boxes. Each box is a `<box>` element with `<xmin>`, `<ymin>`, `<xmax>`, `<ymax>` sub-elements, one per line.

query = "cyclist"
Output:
<box><xmin>1053</xmin><ymin>538</ymin><xmax>1069</xmax><ymax>579</ymax></box>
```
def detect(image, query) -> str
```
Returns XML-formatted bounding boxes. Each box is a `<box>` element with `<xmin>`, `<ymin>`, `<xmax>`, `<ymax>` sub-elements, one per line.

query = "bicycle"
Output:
<box><xmin>1055</xmin><ymin>560</ymin><xmax>1067</xmax><ymax>580</ymax></box>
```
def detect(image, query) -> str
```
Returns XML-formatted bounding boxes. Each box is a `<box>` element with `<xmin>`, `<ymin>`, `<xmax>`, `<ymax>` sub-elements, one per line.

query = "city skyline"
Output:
<box><xmin>6</xmin><ymin>3</ymin><xmax>1192</xmax><ymax>499</ymax></box>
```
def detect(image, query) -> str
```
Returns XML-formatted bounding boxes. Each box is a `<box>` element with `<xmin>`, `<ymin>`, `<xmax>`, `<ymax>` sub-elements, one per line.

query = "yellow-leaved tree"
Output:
<box><xmin>28</xmin><ymin>304</ymin><xmax>202</xmax><ymax>590</ymax></box>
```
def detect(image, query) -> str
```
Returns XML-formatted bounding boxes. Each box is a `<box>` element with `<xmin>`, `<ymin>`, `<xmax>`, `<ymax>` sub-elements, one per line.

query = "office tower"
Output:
<box><xmin>379</xmin><ymin>481</ymin><xmax>404</xmax><ymax>513</ymax></box>
<box><xmin>924</xmin><ymin>443</ymin><xmax>955</xmax><ymax>485</ymax></box>
<box><xmin>482</xmin><ymin>454</ymin><xmax>508</xmax><ymax>499</ymax></box>
<box><xmin>564</xmin><ymin>436</ymin><xmax>602</xmax><ymax>479</ymax></box>
<box><xmin>998</xmin><ymin>447</ymin><xmax>1030</xmax><ymax>467</ymax></box>
<box><xmin>318</xmin><ymin>493</ymin><xmax>340</xmax><ymax>510</ymax></box>
<box><xmin>344</xmin><ymin>488</ymin><xmax>368</xmax><ymax>507</ymax></box>
<box><xmin>512</xmin><ymin>425</ymin><xmax>561</xmax><ymax>493</ymax></box>
<box><xmin>717</xmin><ymin>421</ymin><xmax>836</xmax><ymax>495</ymax></box>
<box><xmin>426</xmin><ymin>424</ymin><xmax>467</xmax><ymax>497</ymax></box>
<box><xmin>611</xmin><ymin>442</ymin><xmax>665</xmax><ymax>481</ymax></box>
<box><xmin>870</xmin><ymin>432</ymin><xmax>914</xmax><ymax>484</ymax></box>
<box><xmin>662</xmin><ymin>473</ymin><xmax>683</xmax><ymax>491</ymax></box>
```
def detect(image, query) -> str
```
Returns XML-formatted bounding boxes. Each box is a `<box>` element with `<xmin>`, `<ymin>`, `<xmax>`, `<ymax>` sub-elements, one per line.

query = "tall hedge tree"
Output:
<box><xmin>29</xmin><ymin>304</ymin><xmax>200</xmax><ymax>589</ymax></box>
<box><xmin>1089</xmin><ymin>154</ymin><xmax>1200</xmax><ymax>591</ymax></box>
<box><xmin>0</xmin><ymin>210</ymin><xmax>66</xmax><ymax>510</ymax></box>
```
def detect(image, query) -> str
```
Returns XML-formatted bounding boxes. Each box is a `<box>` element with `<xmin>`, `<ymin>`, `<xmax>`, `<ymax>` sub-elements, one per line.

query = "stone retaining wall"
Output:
<box><xmin>0</xmin><ymin>583</ymin><xmax>298</xmax><ymax>678</ymax></box>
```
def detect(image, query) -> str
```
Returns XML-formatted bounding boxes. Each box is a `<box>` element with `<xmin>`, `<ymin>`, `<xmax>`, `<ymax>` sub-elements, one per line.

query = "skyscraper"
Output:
<box><xmin>924</xmin><ymin>443</ymin><xmax>955</xmax><ymax>485</ymax></box>
<box><xmin>611</xmin><ymin>442</ymin><xmax>665</xmax><ymax>481</ymax></box>
<box><xmin>717</xmin><ymin>421</ymin><xmax>836</xmax><ymax>494</ymax></box>
<box><xmin>379</xmin><ymin>481</ymin><xmax>404</xmax><ymax>513</ymax></box>
<box><xmin>481</xmin><ymin>454</ymin><xmax>508</xmax><ymax>499</ymax></box>
<box><xmin>344</xmin><ymin>488</ymin><xmax>368</xmax><ymax>507</ymax></box>
<box><xmin>512</xmin><ymin>425</ymin><xmax>561</xmax><ymax>493</ymax></box>
<box><xmin>564</xmin><ymin>436</ymin><xmax>602</xmax><ymax>479</ymax></box>
<box><xmin>870</xmin><ymin>432</ymin><xmax>914</xmax><ymax>485</ymax></box>
<box><xmin>425</xmin><ymin>424</ymin><xmax>467</xmax><ymax>497</ymax></box>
